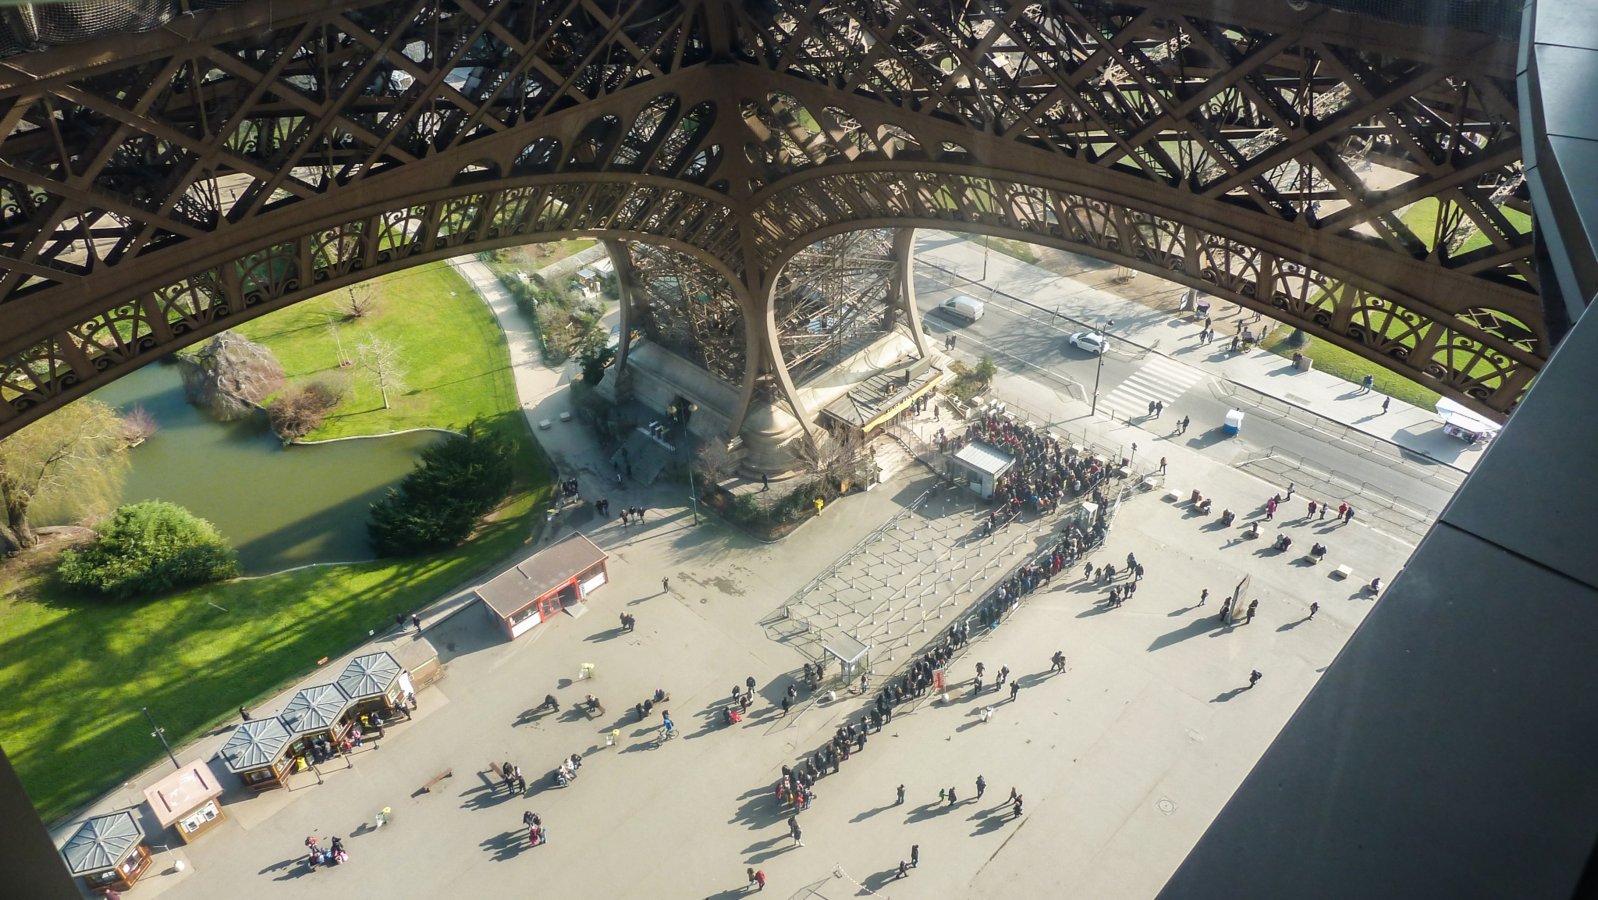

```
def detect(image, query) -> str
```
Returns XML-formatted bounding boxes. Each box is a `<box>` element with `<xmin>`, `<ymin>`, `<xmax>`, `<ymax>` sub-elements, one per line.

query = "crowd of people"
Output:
<box><xmin>944</xmin><ymin>413</ymin><xmax>1121</xmax><ymax>517</ymax></box>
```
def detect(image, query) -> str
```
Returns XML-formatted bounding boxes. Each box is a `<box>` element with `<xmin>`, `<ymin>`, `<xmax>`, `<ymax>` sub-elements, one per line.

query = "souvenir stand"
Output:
<box><xmin>60</xmin><ymin>810</ymin><xmax>152</xmax><ymax>894</ymax></box>
<box><xmin>142</xmin><ymin>759</ymin><xmax>225</xmax><ymax>845</ymax></box>
<box><xmin>280</xmin><ymin>683</ymin><xmax>357</xmax><ymax>761</ymax></box>
<box><xmin>217</xmin><ymin>716</ymin><xmax>295</xmax><ymax>791</ymax></box>
<box><xmin>337</xmin><ymin>651</ymin><xmax>410</xmax><ymax>732</ymax></box>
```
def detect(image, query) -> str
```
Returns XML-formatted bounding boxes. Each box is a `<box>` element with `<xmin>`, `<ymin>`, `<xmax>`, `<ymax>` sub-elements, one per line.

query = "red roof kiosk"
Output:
<box><xmin>476</xmin><ymin>533</ymin><xmax>609</xmax><ymax>639</ymax></box>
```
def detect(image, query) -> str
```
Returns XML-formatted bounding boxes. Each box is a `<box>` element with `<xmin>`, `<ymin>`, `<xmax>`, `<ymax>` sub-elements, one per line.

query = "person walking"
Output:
<box><xmin>1159</xmin><ymin>456</ymin><xmax>1168</xmax><ymax>475</ymax></box>
<box><xmin>1319</xmin><ymin>503</ymin><xmax>1329</xmax><ymax>520</ymax></box>
<box><xmin>746</xmin><ymin>675</ymin><xmax>757</xmax><ymax>695</ymax></box>
<box><xmin>997</xmin><ymin>665</ymin><xmax>1009</xmax><ymax>688</ymax></box>
<box><xmin>411</xmin><ymin>614</ymin><xmax>421</xmax><ymax>633</ymax></box>
<box><xmin>661</xmin><ymin>576</ymin><xmax>670</xmax><ymax>593</ymax></box>
<box><xmin>897</xmin><ymin>861</ymin><xmax>910</xmax><ymax>879</ymax></box>
<box><xmin>1380</xmin><ymin>397</ymin><xmax>1391</xmax><ymax>415</ymax></box>
<box><xmin>947</xmin><ymin>786</ymin><xmax>958</xmax><ymax>806</ymax></box>
<box><xmin>1009</xmin><ymin>681</ymin><xmax>1020</xmax><ymax>702</ymax></box>
<box><xmin>896</xmin><ymin>784</ymin><xmax>906</xmax><ymax>805</ymax></box>
<box><xmin>976</xmin><ymin>775</ymin><xmax>986</xmax><ymax>799</ymax></box>
<box><xmin>788</xmin><ymin>815</ymin><xmax>803</xmax><ymax>847</ymax></box>
<box><xmin>780</xmin><ymin>696</ymin><xmax>791</xmax><ymax>716</ymax></box>
<box><xmin>1246</xmin><ymin>599</ymin><xmax>1259</xmax><ymax>624</ymax></box>
<box><xmin>1199</xmin><ymin>588</ymin><xmax>1209</xmax><ymax>607</ymax></box>
<box><xmin>911</xmin><ymin>844</ymin><xmax>920</xmax><ymax>868</ymax></box>
<box><xmin>1218</xmin><ymin>598</ymin><xmax>1232</xmax><ymax>623</ymax></box>
<box><xmin>1012</xmin><ymin>796</ymin><xmax>1024</xmax><ymax>819</ymax></box>
<box><xmin>1248</xmin><ymin>669</ymin><xmax>1263</xmax><ymax>688</ymax></box>
<box><xmin>239</xmin><ymin>706</ymin><xmax>252</xmax><ymax>722</ymax></box>
<box><xmin>748</xmin><ymin>867</ymin><xmax>766</xmax><ymax>891</ymax></box>
<box><xmin>1309</xmin><ymin>602</ymin><xmax>1320</xmax><ymax>619</ymax></box>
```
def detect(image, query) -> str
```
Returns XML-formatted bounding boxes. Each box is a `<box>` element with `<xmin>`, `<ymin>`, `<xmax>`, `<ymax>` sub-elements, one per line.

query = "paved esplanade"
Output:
<box><xmin>79</xmin><ymin>259</ymin><xmax>1416</xmax><ymax>899</ymax></box>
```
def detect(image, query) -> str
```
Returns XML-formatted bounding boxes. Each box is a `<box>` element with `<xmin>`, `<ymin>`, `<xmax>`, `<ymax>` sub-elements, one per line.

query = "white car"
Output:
<box><xmin>1068</xmin><ymin>331</ymin><xmax>1110</xmax><ymax>354</ymax></box>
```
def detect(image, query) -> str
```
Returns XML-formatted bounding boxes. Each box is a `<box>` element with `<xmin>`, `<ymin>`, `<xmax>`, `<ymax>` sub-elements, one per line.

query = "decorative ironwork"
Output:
<box><xmin>0</xmin><ymin>0</ymin><xmax>1541</xmax><ymax>435</ymax></box>
<box><xmin>624</xmin><ymin>241</ymin><xmax>746</xmax><ymax>386</ymax></box>
<box><xmin>772</xmin><ymin>230</ymin><xmax>898</xmax><ymax>385</ymax></box>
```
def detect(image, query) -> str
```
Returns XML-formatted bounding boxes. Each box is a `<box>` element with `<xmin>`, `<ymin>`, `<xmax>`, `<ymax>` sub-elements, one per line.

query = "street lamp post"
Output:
<box><xmin>1089</xmin><ymin>319</ymin><xmax>1113</xmax><ymax>417</ymax></box>
<box><xmin>687</xmin><ymin>464</ymin><xmax>701</xmax><ymax>525</ymax></box>
<box><xmin>142</xmin><ymin>706</ymin><xmax>182</xmax><ymax>771</ymax></box>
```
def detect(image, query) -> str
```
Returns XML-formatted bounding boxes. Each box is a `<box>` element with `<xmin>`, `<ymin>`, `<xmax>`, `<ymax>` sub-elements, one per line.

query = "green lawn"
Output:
<box><xmin>232</xmin><ymin>261</ymin><xmax>518</xmax><ymax>439</ymax></box>
<box><xmin>1258</xmin><ymin>329</ymin><xmax>1442</xmax><ymax>411</ymax></box>
<box><xmin>1399</xmin><ymin>197</ymin><xmax>1533</xmax><ymax>258</ymax></box>
<box><xmin>0</xmin><ymin>262</ymin><xmax>549</xmax><ymax>823</ymax></box>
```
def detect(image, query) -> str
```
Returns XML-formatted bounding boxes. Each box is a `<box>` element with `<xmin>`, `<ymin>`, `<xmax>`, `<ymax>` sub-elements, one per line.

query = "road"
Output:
<box><xmin>913</xmin><ymin>271</ymin><xmax>1460</xmax><ymax>525</ymax></box>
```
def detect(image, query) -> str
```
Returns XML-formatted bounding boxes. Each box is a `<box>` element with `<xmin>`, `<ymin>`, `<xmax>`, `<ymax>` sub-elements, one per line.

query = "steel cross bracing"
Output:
<box><xmin>0</xmin><ymin>0</ymin><xmax>1540</xmax><ymax>439</ymax></box>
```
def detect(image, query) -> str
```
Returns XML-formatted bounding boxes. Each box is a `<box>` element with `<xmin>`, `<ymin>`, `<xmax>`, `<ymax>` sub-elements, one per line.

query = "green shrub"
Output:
<box><xmin>59</xmin><ymin>501</ymin><xmax>238</xmax><ymax>599</ymax></box>
<box><xmin>368</xmin><ymin>421</ymin><xmax>515</xmax><ymax>556</ymax></box>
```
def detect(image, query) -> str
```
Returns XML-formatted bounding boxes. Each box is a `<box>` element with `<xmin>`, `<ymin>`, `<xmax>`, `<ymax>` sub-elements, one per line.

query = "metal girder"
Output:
<box><xmin>0</xmin><ymin>0</ymin><xmax>1540</xmax><ymax>437</ymax></box>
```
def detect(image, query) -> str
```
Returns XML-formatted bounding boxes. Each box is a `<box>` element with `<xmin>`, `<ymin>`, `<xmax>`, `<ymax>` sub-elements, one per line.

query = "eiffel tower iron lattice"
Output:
<box><xmin>0</xmin><ymin>0</ymin><xmax>1542</xmax><ymax>439</ymax></box>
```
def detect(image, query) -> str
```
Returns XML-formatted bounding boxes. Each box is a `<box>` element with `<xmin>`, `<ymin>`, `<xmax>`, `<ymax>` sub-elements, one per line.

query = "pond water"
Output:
<box><xmin>45</xmin><ymin>362</ymin><xmax>440</xmax><ymax>573</ymax></box>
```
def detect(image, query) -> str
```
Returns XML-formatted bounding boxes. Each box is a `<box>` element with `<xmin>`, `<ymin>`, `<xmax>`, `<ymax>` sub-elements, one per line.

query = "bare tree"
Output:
<box><xmin>0</xmin><ymin>399</ymin><xmax>128</xmax><ymax>551</ymax></box>
<box><xmin>121</xmin><ymin>405</ymin><xmax>159</xmax><ymax>446</ymax></box>
<box><xmin>344</xmin><ymin>282</ymin><xmax>376</xmax><ymax>319</ymax></box>
<box><xmin>356</xmin><ymin>335</ymin><xmax>409</xmax><ymax>410</ymax></box>
<box><xmin>267</xmin><ymin>378</ymin><xmax>348</xmax><ymax>441</ymax></box>
<box><xmin>793</xmin><ymin>428</ymin><xmax>872</xmax><ymax>486</ymax></box>
<box><xmin>693</xmin><ymin>437</ymin><xmax>740</xmax><ymax>483</ymax></box>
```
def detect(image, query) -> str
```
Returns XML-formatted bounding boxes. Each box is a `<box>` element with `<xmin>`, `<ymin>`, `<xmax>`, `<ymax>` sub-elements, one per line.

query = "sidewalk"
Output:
<box><xmin>915</xmin><ymin>231</ymin><xmax>1487</xmax><ymax>474</ymax></box>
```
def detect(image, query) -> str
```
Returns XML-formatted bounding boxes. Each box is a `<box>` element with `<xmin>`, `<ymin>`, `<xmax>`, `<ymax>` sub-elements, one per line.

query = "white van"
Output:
<box><xmin>938</xmin><ymin>295</ymin><xmax>985</xmax><ymax>323</ymax></box>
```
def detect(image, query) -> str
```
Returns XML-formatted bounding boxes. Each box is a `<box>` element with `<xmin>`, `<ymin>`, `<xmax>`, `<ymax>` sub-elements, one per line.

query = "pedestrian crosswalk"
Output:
<box><xmin>1099</xmin><ymin>355</ymin><xmax>1207</xmax><ymax>416</ymax></box>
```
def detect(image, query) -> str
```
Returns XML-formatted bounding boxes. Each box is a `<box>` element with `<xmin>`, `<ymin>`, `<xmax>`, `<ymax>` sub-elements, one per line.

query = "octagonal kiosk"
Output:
<box><xmin>337</xmin><ymin>651</ymin><xmax>411</xmax><ymax>733</ymax></box>
<box><xmin>60</xmin><ymin>810</ymin><xmax>151</xmax><ymax>894</ymax></box>
<box><xmin>217</xmin><ymin>716</ymin><xmax>294</xmax><ymax>791</ymax></box>
<box><xmin>280</xmin><ymin>683</ymin><xmax>357</xmax><ymax>764</ymax></box>
<box><xmin>143</xmin><ymin>759</ymin><xmax>225</xmax><ymax>845</ymax></box>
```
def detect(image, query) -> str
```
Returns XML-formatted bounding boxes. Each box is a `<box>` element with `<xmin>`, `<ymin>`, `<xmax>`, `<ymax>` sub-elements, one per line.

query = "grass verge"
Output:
<box><xmin>1258</xmin><ymin>329</ymin><xmax>1441</xmax><ymax>411</ymax></box>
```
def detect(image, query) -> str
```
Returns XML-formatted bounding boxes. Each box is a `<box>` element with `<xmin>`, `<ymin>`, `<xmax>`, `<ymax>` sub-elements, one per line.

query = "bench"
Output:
<box><xmin>420</xmin><ymin>768</ymin><xmax>452</xmax><ymax>793</ymax></box>
<box><xmin>1332</xmin><ymin>564</ymin><xmax>1352</xmax><ymax>579</ymax></box>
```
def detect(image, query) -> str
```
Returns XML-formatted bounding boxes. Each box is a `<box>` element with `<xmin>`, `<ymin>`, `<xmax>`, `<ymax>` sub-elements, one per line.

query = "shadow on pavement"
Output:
<box><xmin>481</xmin><ymin>828</ymin><xmax>530</xmax><ymax>862</ymax></box>
<box><xmin>862</xmin><ymin>865</ymin><xmax>908</xmax><ymax>891</ymax></box>
<box><xmin>850</xmin><ymin>802</ymin><xmax>898</xmax><ymax>823</ymax></box>
<box><xmin>1211</xmin><ymin>687</ymin><xmax>1250</xmax><ymax>703</ymax></box>
<box><xmin>1148</xmin><ymin>618</ymin><xmax>1220</xmax><ymax>651</ymax></box>
<box><xmin>968</xmin><ymin>812</ymin><xmax>1012</xmax><ymax>836</ymax></box>
<box><xmin>262</xmin><ymin>855</ymin><xmax>310</xmax><ymax>881</ymax></box>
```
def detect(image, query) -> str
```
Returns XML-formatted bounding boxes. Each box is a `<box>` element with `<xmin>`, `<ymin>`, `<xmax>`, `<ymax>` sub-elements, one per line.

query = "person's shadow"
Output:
<box><xmin>1211</xmin><ymin>686</ymin><xmax>1250</xmax><ymax>703</ymax></box>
